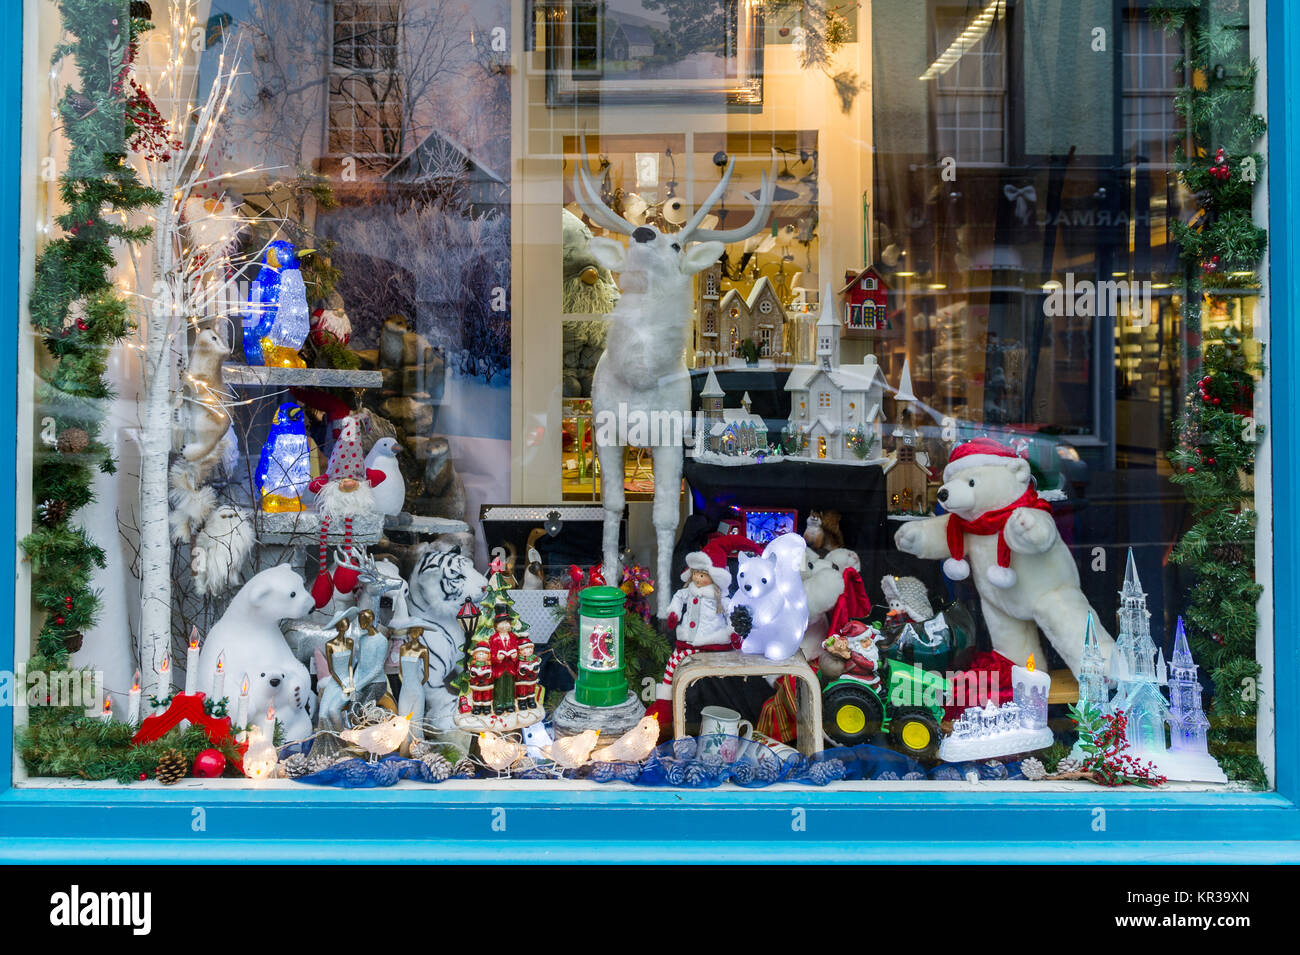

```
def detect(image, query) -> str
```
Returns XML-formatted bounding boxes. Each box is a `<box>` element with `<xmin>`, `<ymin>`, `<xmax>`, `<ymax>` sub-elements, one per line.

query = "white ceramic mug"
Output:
<box><xmin>698</xmin><ymin>705</ymin><xmax>752</xmax><ymax>760</ymax></box>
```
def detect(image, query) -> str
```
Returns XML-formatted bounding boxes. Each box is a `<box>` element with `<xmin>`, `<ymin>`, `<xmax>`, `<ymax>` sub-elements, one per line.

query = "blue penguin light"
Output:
<box><xmin>243</xmin><ymin>240</ymin><xmax>311</xmax><ymax>368</ymax></box>
<box><xmin>256</xmin><ymin>402</ymin><xmax>312</xmax><ymax>512</ymax></box>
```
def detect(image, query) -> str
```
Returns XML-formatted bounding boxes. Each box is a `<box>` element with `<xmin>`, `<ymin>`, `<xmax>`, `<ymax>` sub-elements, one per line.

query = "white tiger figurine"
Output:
<box><xmin>403</xmin><ymin>542</ymin><xmax>489</xmax><ymax>730</ymax></box>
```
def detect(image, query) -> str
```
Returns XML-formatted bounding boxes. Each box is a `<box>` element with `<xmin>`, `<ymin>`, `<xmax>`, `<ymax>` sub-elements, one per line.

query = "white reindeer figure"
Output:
<box><xmin>573</xmin><ymin>139</ymin><xmax>776</xmax><ymax>614</ymax></box>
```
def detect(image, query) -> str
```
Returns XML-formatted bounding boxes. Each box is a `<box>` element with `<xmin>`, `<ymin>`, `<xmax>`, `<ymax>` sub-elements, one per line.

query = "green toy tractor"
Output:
<box><xmin>821</xmin><ymin>657</ymin><xmax>949</xmax><ymax>760</ymax></box>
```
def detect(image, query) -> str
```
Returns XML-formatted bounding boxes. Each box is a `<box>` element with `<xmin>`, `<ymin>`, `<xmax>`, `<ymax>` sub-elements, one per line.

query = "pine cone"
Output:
<box><xmin>452</xmin><ymin>756</ymin><xmax>476</xmax><ymax>778</ymax></box>
<box><xmin>38</xmin><ymin>499</ymin><xmax>67</xmax><ymax>527</ymax></box>
<box><xmin>280</xmin><ymin>752</ymin><xmax>311</xmax><ymax>778</ymax></box>
<box><xmin>57</xmin><ymin>427</ymin><xmax>89</xmax><ymax>455</ymax></box>
<box><xmin>420</xmin><ymin>753</ymin><xmax>452</xmax><ymax>781</ymax></box>
<box><xmin>62</xmin><ymin>631</ymin><xmax>84</xmax><ymax>654</ymax></box>
<box><xmin>307</xmin><ymin>752</ymin><xmax>339</xmax><ymax>775</ymax></box>
<box><xmin>1020</xmin><ymin>756</ymin><xmax>1047</xmax><ymax>781</ymax></box>
<box><xmin>1055</xmin><ymin>755</ymin><xmax>1082</xmax><ymax>775</ymax></box>
<box><xmin>154</xmin><ymin>749</ymin><xmax>188</xmax><ymax>785</ymax></box>
<box><xmin>408</xmin><ymin>738</ymin><xmax>435</xmax><ymax>760</ymax></box>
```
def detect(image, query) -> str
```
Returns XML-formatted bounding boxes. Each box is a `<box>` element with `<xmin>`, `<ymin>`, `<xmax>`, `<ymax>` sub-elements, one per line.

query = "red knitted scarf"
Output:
<box><xmin>945</xmin><ymin>486</ymin><xmax>1053</xmax><ymax>570</ymax></box>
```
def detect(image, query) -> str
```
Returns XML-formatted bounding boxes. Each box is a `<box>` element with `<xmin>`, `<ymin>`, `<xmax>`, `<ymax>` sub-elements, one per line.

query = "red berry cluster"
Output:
<box><xmin>1209</xmin><ymin>147</ymin><xmax>1231</xmax><ymax>181</ymax></box>
<box><xmin>125</xmin><ymin>78</ymin><xmax>181</xmax><ymax>163</ymax></box>
<box><xmin>1197</xmin><ymin>374</ymin><xmax>1222</xmax><ymax>406</ymax></box>
<box><xmin>1200</xmin><ymin>254</ymin><xmax>1221</xmax><ymax>274</ymax></box>
<box><xmin>1085</xmin><ymin>711</ymin><xmax>1167</xmax><ymax>787</ymax></box>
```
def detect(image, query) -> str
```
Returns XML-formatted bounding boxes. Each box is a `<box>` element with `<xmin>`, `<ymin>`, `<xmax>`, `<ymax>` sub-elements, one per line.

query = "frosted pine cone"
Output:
<box><xmin>1020</xmin><ymin>757</ymin><xmax>1047</xmax><ymax>781</ymax></box>
<box><xmin>452</xmin><ymin>756</ymin><xmax>476</xmax><ymax>778</ymax></box>
<box><xmin>1055</xmin><ymin>755</ymin><xmax>1082</xmax><ymax>775</ymax></box>
<box><xmin>420</xmin><ymin>753</ymin><xmax>452</xmax><ymax>781</ymax></box>
<box><xmin>280</xmin><ymin>752</ymin><xmax>311</xmax><ymax>778</ymax></box>
<box><xmin>409</xmin><ymin>738</ymin><xmax>435</xmax><ymax>760</ymax></box>
<box><xmin>307</xmin><ymin>752</ymin><xmax>338</xmax><ymax>775</ymax></box>
<box><xmin>731</xmin><ymin>761</ymin><xmax>757</xmax><ymax>786</ymax></box>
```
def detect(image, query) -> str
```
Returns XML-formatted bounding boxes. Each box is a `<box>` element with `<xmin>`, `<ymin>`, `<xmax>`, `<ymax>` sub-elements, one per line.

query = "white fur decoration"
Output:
<box><xmin>191</xmin><ymin>505</ymin><xmax>256</xmax><ymax>597</ymax></box>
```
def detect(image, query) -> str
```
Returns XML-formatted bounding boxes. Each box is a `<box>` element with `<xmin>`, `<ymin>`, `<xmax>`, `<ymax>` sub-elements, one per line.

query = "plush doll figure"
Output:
<box><xmin>644</xmin><ymin>550</ymin><xmax>734</xmax><ymax>724</ymax></box>
<box><xmin>893</xmin><ymin>437</ymin><xmax>1115</xmax><ymax>675</ymax></box>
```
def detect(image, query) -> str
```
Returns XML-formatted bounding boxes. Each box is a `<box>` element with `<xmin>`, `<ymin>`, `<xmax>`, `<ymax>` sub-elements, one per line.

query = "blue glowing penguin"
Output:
<box><xmin>243</xmin><ymin>240</ymin><xmax>311</xmax><ymax>367</ymax></box>
<box><xmin>256</xmin><ymin>401</ymin><xmax>311</xmax><ymax>512</ymax></box>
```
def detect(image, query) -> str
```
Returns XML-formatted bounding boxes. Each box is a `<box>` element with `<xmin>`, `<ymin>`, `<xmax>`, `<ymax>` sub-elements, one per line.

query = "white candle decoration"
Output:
<box><xmin>1011</xmin><ymin>653</ymin><xmax>1051</xmax><ymax>730</ymax></box>
<box><xmin>100</xmin><ymin>694</ymin><xmax>113</xmax><ymax>722</ymax></box>
<box><xmin>184</xmin><ymin>628</ymin><xmax>200</xmax><ymax>695</ymax></box>
<box><xmin>156</xmin><ymin>653</ymin><xmax>172</xmax><ymax>711</ymax></box>
<box><xmin>126</xmin><ymin>670</ymin><xmax>142</xmax><ymax>726</ymax></box>
<box><xmin>212</xmin><ymin>651</ymin><xmax>226</xmax><ymax>703</ymax></box>
<box><xmin>236</xmin><ymin>672</ymin><xmax>250</xmax><ymax>728</ymax></box>
<box><xmin>261</xmin><ymin>704</ymin><xmax>276</xmax><ymax>742</ymax></box>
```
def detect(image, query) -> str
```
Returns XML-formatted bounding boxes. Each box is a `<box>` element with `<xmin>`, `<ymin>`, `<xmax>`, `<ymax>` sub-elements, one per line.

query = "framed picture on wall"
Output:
<box><xmin>544</xmin><ymin>0</ymin><xmax>765</xmax><ymax>105</ymax></box>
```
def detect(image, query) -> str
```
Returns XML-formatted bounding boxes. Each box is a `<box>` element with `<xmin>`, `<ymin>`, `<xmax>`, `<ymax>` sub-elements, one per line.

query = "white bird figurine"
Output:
<box><xmin>478</xmin><ymin>731</ymin><xmax>526</xmax><ymax>772</ymax></box>
<box><xmin>339</xmin><ymin>712</ymin><xmax>411</xmax><ymax>759</ymax></box>
<box><xmin>591</xmin><ymin>715</ymin><xmax>660</xmax><ymax>763</ymax></box>
<box><xmin>543</xmin><ymin>729</ymin><xmax>601</xmax><ymax>768</ymax></box>
<box><xmin>364</xmin><ymin>437</ymin><xmax>406</xmax><ymax>517</ymax></box>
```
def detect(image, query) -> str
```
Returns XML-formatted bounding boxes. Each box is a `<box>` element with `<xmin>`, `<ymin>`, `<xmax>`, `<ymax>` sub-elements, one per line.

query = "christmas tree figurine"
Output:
<box><xmin>452</xmin><ymin>563</ymin><xmax>541</xmax><ymax>732</ymax></box>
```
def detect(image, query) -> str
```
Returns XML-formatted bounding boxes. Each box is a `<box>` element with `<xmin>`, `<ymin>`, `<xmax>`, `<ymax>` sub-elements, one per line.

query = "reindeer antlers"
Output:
<box><xmin>572</xmin><ymin>135</ymin><xmax>778</xmax><ymax>247</ymax></box>
<box><xmin>573</xmin><ymin>135</ymin><xmax>636</xmax><ymax>237</ymax></box>
<box><xmin>679</xmin><ymin>152</ymin><xmax>778</xmax><ymax>246</ymax></box>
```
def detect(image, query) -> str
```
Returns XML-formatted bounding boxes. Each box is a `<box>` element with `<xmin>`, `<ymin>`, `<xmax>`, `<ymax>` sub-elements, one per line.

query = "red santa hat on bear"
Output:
<box><xmin>940</xmin><ymin>437</ymin><xmax>1052</xmax><ymax>589</ymax></box>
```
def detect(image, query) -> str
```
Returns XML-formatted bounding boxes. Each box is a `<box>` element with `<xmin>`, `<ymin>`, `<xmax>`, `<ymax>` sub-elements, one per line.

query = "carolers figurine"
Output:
<box><xmin>454</xmin><ymin>602</ymin><xmax>543</xmax><ymax>732</ymax></box>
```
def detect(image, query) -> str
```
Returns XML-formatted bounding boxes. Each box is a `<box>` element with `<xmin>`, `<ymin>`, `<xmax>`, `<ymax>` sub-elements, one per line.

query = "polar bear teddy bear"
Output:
<box><xmin>730</xmin><ymin>533</ymin><xmax>809</xmax><ymax>661</ymax></box>
<box><xmin>893</xmin><ymin>438</ymin><xmax>1114</xmax><ymax>676</ymax></box>
<box><xmin>197</xmin><ymin>564</ymin><xmax>317</xmax><ymax>739</ymax></box>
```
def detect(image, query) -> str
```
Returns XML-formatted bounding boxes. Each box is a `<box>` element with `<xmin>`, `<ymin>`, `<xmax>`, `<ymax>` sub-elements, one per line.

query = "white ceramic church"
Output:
<box><xmin>783</xmin><ymin>284</ymin><xmax>887</xmax><ymax>463</ymax></box>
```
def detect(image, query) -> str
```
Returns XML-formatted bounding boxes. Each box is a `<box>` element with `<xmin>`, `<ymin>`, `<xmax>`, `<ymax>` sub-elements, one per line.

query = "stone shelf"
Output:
<box><xmin>223</xmin><ymin>364</ymin><xmax>383</xmax><ymax>389</ymax></box>
<box><xmin>256</xmin><ymin>510</ymin><xmax>469</xmax><ymax>547</ymax></box>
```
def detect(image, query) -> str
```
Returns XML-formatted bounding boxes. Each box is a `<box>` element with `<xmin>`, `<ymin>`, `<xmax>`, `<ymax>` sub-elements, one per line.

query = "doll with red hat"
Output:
<box><xmin>644</xmin><ymin>548</ymin><xmax>736</xmax><ymax>724</ymax></box>
<box><xmin>307</xmin><ymin>414</ymin><xmax>390</xmax><ymax>608</ymax></box>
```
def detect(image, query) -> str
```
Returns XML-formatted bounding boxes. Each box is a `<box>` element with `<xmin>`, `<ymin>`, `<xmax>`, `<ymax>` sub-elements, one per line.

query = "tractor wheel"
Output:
<box><xmin>822</xmin><ymin>683</ymin><xmax>885</xmax><ymax>746</ymax></box>
<box><xmin>889</xmin><ymin>707</ymin><xmax>941</xmax><ymax>761</ymax></box>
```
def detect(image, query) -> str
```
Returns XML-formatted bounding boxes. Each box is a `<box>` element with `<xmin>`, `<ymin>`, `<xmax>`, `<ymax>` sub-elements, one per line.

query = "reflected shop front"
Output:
<box><xmin>3</xmin><ymin>0</ymin><xmax>1299</xmax><ymax>862</ymax></box>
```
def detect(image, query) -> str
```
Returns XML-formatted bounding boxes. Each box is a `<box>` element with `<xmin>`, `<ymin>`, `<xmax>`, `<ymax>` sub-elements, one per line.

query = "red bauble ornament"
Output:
<box><xmin>139</xmin><ymin>772</ymin><xmax>147</xmax><ymax>781</ymax></box>
<box><xmin>192</xmin><ymin>748</ymin><xmax>227</xmax><ymax>778</ymax></box>
<box><xmin>55</xmin><ymin>615</ymin><xmax>65</xmax><ymax>625</ymax></box>
<box><xmin>1186</xmin><ymin>466</ymin><xmax>1195</xmax><ymax>473</ymax></box>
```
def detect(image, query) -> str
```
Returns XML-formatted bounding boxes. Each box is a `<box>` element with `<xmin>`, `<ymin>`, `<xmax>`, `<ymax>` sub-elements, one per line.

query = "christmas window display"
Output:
<box><xmin>13</xmin><ymin>0</ymin><xmax>1272</xmax><ymax>794</ymax></box>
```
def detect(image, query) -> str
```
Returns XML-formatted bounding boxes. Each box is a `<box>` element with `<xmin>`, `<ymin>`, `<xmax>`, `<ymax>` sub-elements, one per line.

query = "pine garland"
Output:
<box><xmin>1156</xmin><ymin>0</ymin><xmax>1266</xmax><ymax>786</ymax></box>
<box><xmin>22</xmin><ymin>0</ymin><xmax>161</xmax><ymax>674</ymax></box>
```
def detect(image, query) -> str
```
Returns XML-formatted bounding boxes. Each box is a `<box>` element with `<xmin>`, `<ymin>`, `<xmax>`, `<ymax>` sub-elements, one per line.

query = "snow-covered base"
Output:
<box><xmin>782</xmin><ymin>454</ymin><xmax>890</xmax><ymax>467</ymax></box>
<box><xmin>939</xmin><ymin>726</ymin><xmax>1054</xmax><ymax>763</ymax></box>
<box><xmin>689</xmin><ymin>450</ymin><xmax>785</xmax><ymax>466</ymax></box>
<box><xmin>453</xmin><ymin>707</ymin><xmax>544</xmax><ymax>733</ymax></box>
<box><xmin>1142</xmin><ymin>749</ymin><xmax>1229</xmax><ymax>783</ymax></box>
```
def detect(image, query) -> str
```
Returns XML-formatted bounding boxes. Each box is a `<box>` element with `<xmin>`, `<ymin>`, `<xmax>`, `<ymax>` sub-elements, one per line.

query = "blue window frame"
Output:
<box><xmin>1</xmin><ymin>1</ymin><xmax>1298</xmax><ymax>864</ymax></box>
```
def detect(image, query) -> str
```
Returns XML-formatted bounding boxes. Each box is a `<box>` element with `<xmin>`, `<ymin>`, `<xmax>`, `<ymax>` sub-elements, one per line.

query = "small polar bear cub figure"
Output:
<box><xmin>730</xmin><ymin>533</ymin><xmax>810</xmax><ymax>662</ymax></box>
<box><xmin>893</xmin><ymin>437</ymin><xmax>1115</xmax><ymax>676</ymax></box>
<box><xmin>197</xmin><ymin>563</ymin><xmax>317</xmax><ymax>739</ymax></box>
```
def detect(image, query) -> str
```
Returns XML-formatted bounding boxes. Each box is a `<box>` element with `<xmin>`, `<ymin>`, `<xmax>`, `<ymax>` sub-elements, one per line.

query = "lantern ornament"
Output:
<box><xmin>576</xmin><ymin>586</ymin><xmax>628</xmax><ymax>706</ymax></box>
<box><xmin>552</xmin><ymin>585</ymin><xmax>646</xmax><ymax>739</ymax></box>
<box><xmin>457</xmin><ymin>598</ymin><xmax>482</xmax><ymax>643</ymax></box>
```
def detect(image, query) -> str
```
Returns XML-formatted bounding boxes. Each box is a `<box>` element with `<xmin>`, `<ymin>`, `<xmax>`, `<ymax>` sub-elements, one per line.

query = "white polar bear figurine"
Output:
<box><xmin>197</xmin><ymin>564</ymin><xmax>317</xmax><ymax>741</ymax></box>
<box><xmin>731</xmin><ymin>533</ymin><xmax>810</xmax><ymax>662</ymax></box>
<box><xmin>893</xmin><ymin>437</ymin><xmax>1115</xmax><ymax>676</ymax></box>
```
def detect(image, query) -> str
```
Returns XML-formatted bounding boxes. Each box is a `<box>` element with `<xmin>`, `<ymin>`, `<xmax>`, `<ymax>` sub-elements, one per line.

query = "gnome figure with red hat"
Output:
<box><xmin>893</xmin><ymin>437</ymin><xmax>1115</xmax><ymax>677</ymax></box>
<box><xmin>307</xmin><ymin>414</ymin><xmax>390</xmax><ymax>609</ymax></box>
<box><xmin>644</xmin><ymin>549</ymin><xmax>735</xmax><ymax>724</ymax></box>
